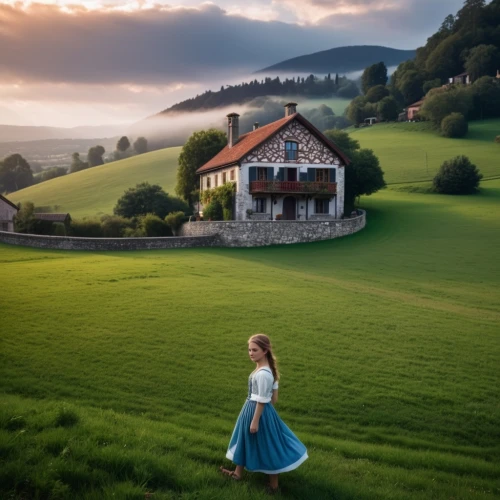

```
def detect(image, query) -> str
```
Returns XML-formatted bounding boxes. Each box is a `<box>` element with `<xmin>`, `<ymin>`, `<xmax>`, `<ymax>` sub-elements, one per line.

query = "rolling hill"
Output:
<box><xmin>256</xmin><ymin>45</ymin><xmax>416</xmax><ymax>75</ymax></box>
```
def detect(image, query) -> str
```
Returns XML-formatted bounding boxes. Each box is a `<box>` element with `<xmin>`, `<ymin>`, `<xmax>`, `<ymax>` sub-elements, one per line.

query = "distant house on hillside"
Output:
<box><xmin>449</xmin><ymin>72</ymin><xmax>472</xmax><ymax>85</ymax></box>
<box><xmin>406</xmin><ymin>99</ymin><xmax>424</xmax><ymax>120</ymax></box>
<box><xmin>496</xmin><ymin>70</ymin><xmax>500</xmax><ymax>79</ymax></box>
<box><xmin>0</xmin><ymin>194</ymin><xmax>19</xmax><ymax>232</ymax></box>
<box><xmin>197</xmin><ymin>103</ymin><xmax>349</xmax><ymax>221</ymax></box>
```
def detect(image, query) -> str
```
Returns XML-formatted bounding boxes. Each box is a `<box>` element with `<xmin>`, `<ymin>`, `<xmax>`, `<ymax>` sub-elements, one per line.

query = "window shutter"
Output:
<box><xmin>329</xmin><ymin>168</ymin><xmax>336</xmax><ymax>182</ymax></box>
<box><xmin>307</xmin><ymin>168</ymin><xmax>315</xmax><ymax>182</ymax></box>
<box><xmin>278</xmin><ymin>167</ymin><xmax>285</xmax><ymax>181</ymax></box>
<box><xmin>299</xmin><ymin>172</ymin><xmax>307</xmax><ymax>181</ymax></box>
<box><xmin>249</xmin><ymin>166</ymin><xmax>257</xmax><ymax>183</ymax></box>
<box><xmin>267</xmin><ymin>167</ymin><xmax>274</xmax><ymax>180</ymax></box>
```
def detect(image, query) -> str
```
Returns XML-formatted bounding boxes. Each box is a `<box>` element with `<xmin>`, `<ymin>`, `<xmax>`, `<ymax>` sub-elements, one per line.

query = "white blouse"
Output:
<box><xmin>250</xmin><ymin>368</ymin><xmax>279</xmax><ymax>403</ymax></box>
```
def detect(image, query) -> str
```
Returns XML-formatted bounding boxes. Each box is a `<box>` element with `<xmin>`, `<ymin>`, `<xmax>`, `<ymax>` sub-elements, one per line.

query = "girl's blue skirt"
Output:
<box><xmin>226</xmin><ymin>400</ymin><xmax>308</xmax><ymax>474</ymax></box>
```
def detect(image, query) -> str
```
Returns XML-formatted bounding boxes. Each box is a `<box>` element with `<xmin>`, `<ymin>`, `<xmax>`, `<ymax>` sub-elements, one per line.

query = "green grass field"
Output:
<box><xmin>8</xmin><ymin>148</ymin><xmax>181</xmax><ymax>218</ymax></box>
<box><xmin>350</xmin><ymin>119</ymin><xmax>500</xmax><ymax>185</ymax></box>
<box><xmin>1</xmin><ymin>180</ymin><xmax>499</xmax><ymax>499</ymax></box>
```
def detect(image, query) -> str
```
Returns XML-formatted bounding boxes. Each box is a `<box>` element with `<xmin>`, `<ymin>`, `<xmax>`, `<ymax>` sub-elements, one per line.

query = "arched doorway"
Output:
<box><xmin>282</xmin><ymin>196</ymin><xmax>296</xmax><ymax>220</ymax></box>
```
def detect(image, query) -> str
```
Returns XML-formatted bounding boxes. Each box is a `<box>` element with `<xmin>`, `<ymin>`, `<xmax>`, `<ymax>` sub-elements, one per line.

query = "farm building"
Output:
<box><xmin>449</xmin><ymin>72</ymin><xmax>472</xmax><ymax>85</ymax></box>
<box><xmin>406</xmin><ymin>99</ymin><xmax>424</xmax><ymax>120</ymax></box>
<box><xmin>34</xmin><ymin>213</ymin><xmax>72</xmax><ymax>232</ymax></box>
<box><xmin>197</xmin><ymin>103</ymin><xmax>349</xmax><ymax>221</ymax></box>
<box><xmin>0</xmin><ymin>194</ymin><xmax>19</xmax><ymax>232</ymax></box>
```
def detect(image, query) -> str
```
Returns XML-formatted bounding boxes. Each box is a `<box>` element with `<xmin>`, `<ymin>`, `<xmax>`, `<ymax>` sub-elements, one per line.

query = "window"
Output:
<box><xmin>0</xmin><ymin>222</ymin><xmax>8</xmax><ymax>231</ymax></box>
<box><xmin>230</xmin><ymin>169</ymin><xmax>235</xmax><ymax>181</ymax></box>
<box><xmin>222</xmin><ymin>172</ymin><xmax>227</xmax><ymax>184</ymax></box>
<box><xmin>214</xmin><ymin>174</ymin><xmax>218</xmax><ymax>187</ymax></box>
<box><xmin>257</xmin><ymin>167</ymin><xmax>268</xmax><ymax>180</ymax></box>
<box><xmin>253</xmin><ymin>198</ymin><xmax>267</xmax><ymax>213</ymax></box>
<box><xmin>285</xmin><ymin>141</ymin><xmax>298</xmax><ymax>161</ymax></box>
<box><xmin>315</xmin><ymin>199</ymin><xmax>329</xmax><ymax>214</ymax></box>
<box><xmin>206</xmin><ymin>176</ymin><xmax>211</xmax><ymax>189</ymax></box>
<box><xmin>315</xmin><ymin>168</ymin><xmax>329</xmax><ymax>182</ymax></box>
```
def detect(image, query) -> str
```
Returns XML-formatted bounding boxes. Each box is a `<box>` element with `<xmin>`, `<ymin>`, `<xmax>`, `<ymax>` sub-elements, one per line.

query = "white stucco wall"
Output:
<box><xmin>199</xmin><ymin>165</ymin><xmax>239</xmax><ymax>192</ymax></box>
<box><xmin>0</xmin><ymin>198</ymin><xmax>18</xmax><ymax>232</ymax></box>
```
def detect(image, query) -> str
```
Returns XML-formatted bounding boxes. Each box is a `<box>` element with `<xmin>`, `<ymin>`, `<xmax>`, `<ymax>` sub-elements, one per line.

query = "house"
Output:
<box><xmin>0</xmin><ymin>194</ymin><xmax>19</xmax><ymax>232</ymax></box>
<box><xmin>406</xmin><ymin>99</ymin><xmax>424</xmax><ymax>120</ymax></box>
<box><xmin>364</xmin><ymin>117</ymin><xmax>378</xmax><ymax>126</ymax></box>
<box><xmin>449</xmin><ymin>72</ymin><xmax>472</xmax><ymax>85</ymax></box>
<box><xmin>197</xmin><ymin>103</ymin><xmax>349</xmax><ymax>221</ymax></box>
<box><xmin>496</xmin><ymin>70</ymin><xmax>500</xmax><ymax>79</ymax></box>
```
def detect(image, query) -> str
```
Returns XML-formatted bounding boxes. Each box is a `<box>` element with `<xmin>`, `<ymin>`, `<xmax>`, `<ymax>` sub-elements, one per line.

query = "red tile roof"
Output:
<box><xmin>0</xmin><ymin>194</ymin><xmax>18</xmax><ymax>211</ymax></box>
<box><xmin>197</xmin><ymin>113</ymin><xmax>350</xmax><ymax>173</ymax></box>
<box><xmin>408</xmin><ymin>99</ymin><xmax>424</xmax><ymax>108</ymax></box>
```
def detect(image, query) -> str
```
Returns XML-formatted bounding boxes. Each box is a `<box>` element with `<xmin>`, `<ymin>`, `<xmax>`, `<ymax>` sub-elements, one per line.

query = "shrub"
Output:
<box><xmin>495</xmin><ymin>136</ymin><xmax>500</xmax><ymax>144</ymax></box>
<box><xmin>203</xmin><ymin>199</ymin><xmax>223</xmax><ymax>221</ymax></box>
<box><xmin>100</xmin><ymin>215</ymin><xmax>133</xmax><ymax>237</ymax></box>
<box><xmin>441</xmin><ymin>113</ymin><xmax>468</xmax><ymax>138</ymax></box>
<box><xmin>433</xmin><ymin>155</ymin><xmax>482</xmax><ymax>194</ymax></box>
<box><xmin>137</xmin><ymin>214</ymin><xmax>172</xmax><ymax>237</ymax></box>
<box><xmin>165</xmin><ymin>211</ymin><xmax>185</xmax><ymax>235</ymax></box>
<box><xmin>223</xmin><ymin>207</ymin><xmax>233</xmax><ymax>221</ymax></box>
<box><xmin>70</xmin><ymin>219</ymin><xmax>103</xmax><ymax>237</ymax></box>
<box><xmin>52</xmin><ymin>223</ymin><xmax>66</xmax><ymax>236</ymax></box>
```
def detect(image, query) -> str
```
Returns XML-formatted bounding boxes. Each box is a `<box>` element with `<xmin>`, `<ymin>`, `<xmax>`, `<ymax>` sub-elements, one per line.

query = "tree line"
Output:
<box><xmin>161</xmin><ymin>74</ymin><xmax>359</xmax><ymax>114</ymax></box>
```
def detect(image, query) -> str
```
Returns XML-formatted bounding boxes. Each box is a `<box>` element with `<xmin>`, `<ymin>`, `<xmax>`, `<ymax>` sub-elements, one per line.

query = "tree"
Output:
<box><xmin>361</xmin><ymin>62</ymin><xmax>388</xmax><ymax>94</ymax></box>
<box><xmin>116</xmin><ymin>136</ymin><xmax>131</xmax><ymax>152</ymax></box>
<box><xmin>87</xmin><ymin>145</ymin><xmax>105</xmax><ymax>168</ymax></box>
<box><xmin>0</xmin><ymin>154</ymin><xmax>34</xmax><ymax>193</ymax></box>
<box><xmin>114</xmin><ymin>182</ymin><xmax>188</xmax><ymax>219</ymax></box>
<box><xmin>39</xmin><ymin>167</ymin><xmax>67</xmax><ymax>183</ymax></box>
<box><xmin>398</xmin><ymin>70</ymin><xmax>426</xmax><ymax>105</ymax></box>
<box><xmin>165</xmin><ymin>211</ymin><xmax>185</xmax><ymax>235</ymax></box>
<box><xmin>365</xmin><ymin>85</ymin><xmax>390</xmax><ymax>103</ymax></box>
<box><xmin>203</xmin><ymin>199</ymin><xmax>223</xmax><ymax>221</ymax></box>
<box><xmin>176</xmin><ymin>129</ymin><xmax>227</xmax><ymax>204</ymax></box>
<box><xmin>346</xmin><ymin>96</ymin><xmax>369</xmax><ymax>124</ymax></box>
<box><xmin>441</xmin><ymin>112</ymin><xmax>468</xmax><ymax>137</ymax></box>
<box><xmin>137</xmin><ymin>213</ymin><xmax>172</xmax><ymax>237</ymax></box>
<box><xmin>464</xmin><ymin>44</ymin><xmax>500</xmax><ymax>81</ymax></box>
<box><xmin>324</xmin><ymin>129</ymin><xmax>360</xmax><ymax>155</ymax></box>
<box><xmin>14</xmin><ymin>201</ymin><xmax>35</xmax><ymax>233</ymax></box>
<box><xmin>133</xmin><ymin>137</ymin><xmax>148</xmax><ymax>154</ymax></box>
<box><xmin>433</xmin><ymin>155</ymin><xmax>482</xmax><ymax>194</ymax></box>
<box><xmin>345</xmin><ymin>149</ymin><xmax>386</xmax><ymax>212</ymax></box>
<box><xmin>337</xmin><ymin>82</ymin><xmax>360</xmax><ymax>98</ymax></box>
<box><xmin>100</xmin><ymin>215</ymin><xmax>133</xmax><ymax>237</ymax></box>
<box><xmin>423</xmin><ymin>78</ymin><xmax>443</xmax><ymax>94</ymax></box>
<box><xmin>69</xmin><ymin>152</ymin><xmax>88</xmax><ymax>173</ymax></box>
<box><xmin>421</xmin><ymin>86</ymin><xmax>474</xmax><ymax>124</ymax></box>
<box><xmin>471</xmin><ymin>76</ymin><xmax>500</xmax><ymax>119</ymax></box>
<box><xmin>377</xmin><ymin>96</ymin><xmax>400</xmax><ymax>121</ymax></box>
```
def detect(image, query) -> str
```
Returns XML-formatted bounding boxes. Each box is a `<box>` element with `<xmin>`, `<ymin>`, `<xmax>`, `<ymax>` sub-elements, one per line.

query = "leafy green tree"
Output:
<box><xmin>337</xmin><ymin>81</ymin><xmax>360</xmax><ymax>98</ymax></box>
<box><xmin>471</xmin><ymin>76</ymin><xmax>500</xmax><ymax>119</ymax></box>
<box><xmin>117</xmin><ymin>136</ymin><xmax>131</xmax><ymax>152</ymax></box>
<box><xmin>203</xmin><ymin>199</ymin><xmax>223</xmax><ymax>221</ymax></box>
<box><xmin>366</xmin><ymin>85</ymin><xmax>390</xmax><ymax>103</ymax></box>
<box><xmin>69</xmin><ymin>152</ymin><xmax>88</xmax><ymax>173</ymax></box>
<box><xmin>421</xmin><ymin>86</ymin><xmax>474</xmax><ymax>124</ymax></box>
<box><xmin>346</xmin><ymin>96</ymin><xmax>370</xmax><ymax>124</ymax></box>
<box><xmin>39</xmin><ymin>167</ymin><xmax>67</xmax><ymax>183</ymax></box>
<box><xmin>361</xmin><ymin>62</ymin><xmax>388</xmax><ymax>93</ymax></box>
<box><xmin>324</xmin><ymin>129</ymin><xmax>360</xmax><ymax>154</ymax></box>
<box><xmin>377</xmin><ymin>96</ymin><xmax>400</xmax><ymax>121</ymax></box>
<box><xmin>423</xmin><ymin>78</ymin><xmax>443</xmax><ymax>94</ymax></box>
<box><xmin>133</xmin><ymin>137</ymin><xmax>148</xmax><ymax>154</ymax></box>
<box><xmin>14</xmin><ymin>201</ymin><xmax>35</xmax><ymax>233</ymax></box>
<box><xmin>176</xmin><ymin>129</ymin><xmax>227</xmax><ymax>204</ymax></box>
<box><xmin>433</xmin><ymin>155</ymin><xmax>482</xmax><ymax>194</ymax></box>
<box><xmin>137</xmin><ymin>213</ymin><xmax>172</xmax><ymax>237</ymax></box>
<box><xmin>165</xmin><ymin>211</ymin><xmax>185</xmax><ymax>235</ymax></box>
<box><xmin>87</xmin><ymin>145</ymin><xmax>105</xmax><ymax>168</ymax></box>
<box><xmin>0</xmin><ymin>154</ymin><xmax>34</xmax><ymax>193</ymax></box>
<box><xmin>114</xmin><ymin>182</ymin><xmax>188</xmax><ymax>219</ymax></box>
<box><xmin>398</xmin><ymin>70</ymin><xmax>426</xmax><ymax>105</ymax></box>
<box><xmin>454</xmin><ymin>0</ymin><xmax>486</xmax><ymax>33</ymax></box>
<box><xmin>425</xmin><ymin>33</ymin><xmax>464</xmax><ymax>80</ymax></box>
<box><xmin>441</xmin><ymin>113</ymin><xmax>468</xmax><ymax>137</ymax></box>
<box><xmin>464</xmin><ymin>44</ymin><xmax>500</xmax><ymax>81</ymax></box>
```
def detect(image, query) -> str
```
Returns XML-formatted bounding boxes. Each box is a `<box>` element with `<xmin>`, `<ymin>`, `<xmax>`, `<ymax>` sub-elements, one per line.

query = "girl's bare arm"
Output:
<box><xmin>271</xmin><ymin>389</ymin><xmax>278</xmax><ymax>405</ymax></box>
<box><xmin>250</xmin><ymin>403</ymin><xmax>265</xmax><ymax>433</ymax></box>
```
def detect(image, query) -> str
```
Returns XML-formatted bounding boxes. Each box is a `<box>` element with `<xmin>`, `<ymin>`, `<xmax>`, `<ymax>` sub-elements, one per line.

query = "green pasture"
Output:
<box><xmin>1</xmin><ymin>180</ymin><xmax>499</xmax><ymax>499</ymax></box>
<box><xmin>351</xmin><ymin>119</ymin><xmax>500</xmax><ymax>185</ymax></box>
<box><xmin>8</xmin><ymin>148</ymin><xmax>181</xmax><ymax>219</ymax></box>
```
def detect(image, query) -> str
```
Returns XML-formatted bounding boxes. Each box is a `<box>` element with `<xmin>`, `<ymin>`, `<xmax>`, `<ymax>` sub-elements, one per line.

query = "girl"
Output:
<box><xmin>220</xmin><ymin>334</ymin><xmax>308</xmax><ymax>493</ymax></box>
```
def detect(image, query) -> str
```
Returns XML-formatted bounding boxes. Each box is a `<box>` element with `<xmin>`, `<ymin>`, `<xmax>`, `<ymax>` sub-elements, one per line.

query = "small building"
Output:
<box><xmin>496</xmin><ymin>70</ymin><xmax>500</xmax><ymax>79</ymax></box>
<box><xmin>197</xmin><ymin>103</ymin><xmax>349</xmax><ymax>221</ymax></box>
<box><xmin>34</xmin><ymin>213</ymin><xmax>72</xmax><ymax>231</ymax></box>
<box><xmin>449</xmin><ymin>72</ymin><xmax>471</xmax><ymax>85</ymax></box>
<box><xmin>406</xmin><ymin>99</ymin><xmax>424</xmax><ymax>120</ymax></box>
<box><xmin>364</xmin><ymin>117</ymin><xmax>378</xmax><ymax>126</ymax></box>
<box><xmin>0</xmin><ymin>194</ymin><xmax>19</xmax><ymax>232</ymax></box>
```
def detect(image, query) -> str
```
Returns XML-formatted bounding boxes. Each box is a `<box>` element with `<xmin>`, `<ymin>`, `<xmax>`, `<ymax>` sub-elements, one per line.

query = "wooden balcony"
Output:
<box><xmin>250</xmin><ymin>181</ymin><xmax>337</xmax><ymax>195</ymax></box>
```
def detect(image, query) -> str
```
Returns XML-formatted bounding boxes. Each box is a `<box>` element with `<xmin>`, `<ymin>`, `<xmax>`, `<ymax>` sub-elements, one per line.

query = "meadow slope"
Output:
<box><xmin>9</xmin><ymin>147</ymin><xmax>181</xmax><ymax>218</ymax></box>
<box><xmin>1</xmin><ymin>180</ymin><xmax>499</xmax><ymax>499</ymax></box>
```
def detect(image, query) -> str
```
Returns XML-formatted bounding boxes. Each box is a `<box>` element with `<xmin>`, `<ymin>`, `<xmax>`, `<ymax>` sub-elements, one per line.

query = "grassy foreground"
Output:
<box><xmin>351</xmin><ymin>119</ymin><xmax>500</xmax><ymax>184</ymax></box>
<box><xmin>1</xmin><ymin>181</ymin><xmax>499</xmax><ymax>499</ymax></box>
<box><xmin>8</xmin><ymin>148</ymin><xmax>181</xmax><ymax>219</ymax></box>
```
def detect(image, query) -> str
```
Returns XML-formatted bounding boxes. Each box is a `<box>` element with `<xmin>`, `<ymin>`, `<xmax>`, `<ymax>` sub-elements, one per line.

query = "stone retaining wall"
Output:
<box><xmin>0</xmin><ymin>231</ymin><xmax>218</xmax><ymax>251</ymax></box>
<box><xmin>180</xmin><ymin>210</ymin><xmax>366</xmax><ymax>247</ymax></box>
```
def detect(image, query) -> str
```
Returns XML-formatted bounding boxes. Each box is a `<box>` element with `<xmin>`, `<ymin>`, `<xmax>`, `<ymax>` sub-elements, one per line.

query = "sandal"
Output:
<box><xmin>219</xmin><ymin>466</ymin><xmax>241</xmax><ymax>481</ymax></box>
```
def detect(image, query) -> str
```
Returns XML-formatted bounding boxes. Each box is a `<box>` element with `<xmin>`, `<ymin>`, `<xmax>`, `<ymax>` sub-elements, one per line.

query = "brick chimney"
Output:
<box><xmin>284</xmin><ymin>102</ymin><xmax>297</xmax><ymax>117</ymax></box>
<box><xmin>227</xmin><ymin>113</ymin><xmax>240</xmax><ymax>148</ymax></box>
<box><xmin>253</xmin><ymin>122</ymin><xmax>259</xmax><ymax>130</ymax></box>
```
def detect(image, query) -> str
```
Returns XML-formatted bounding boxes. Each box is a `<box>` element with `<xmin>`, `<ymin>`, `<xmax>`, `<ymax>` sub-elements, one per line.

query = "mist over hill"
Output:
<box><xmin>257</xmin><ymin>45</ymin><xmax>416</xmax><ymax>75</ymax></box>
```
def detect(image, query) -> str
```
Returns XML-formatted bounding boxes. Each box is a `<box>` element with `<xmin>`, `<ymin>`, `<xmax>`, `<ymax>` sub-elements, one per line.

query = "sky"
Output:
<box><xmin>0</xmin><ymin>0</ymin><xmax>467</xmax><ymax>128</ymax></box>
